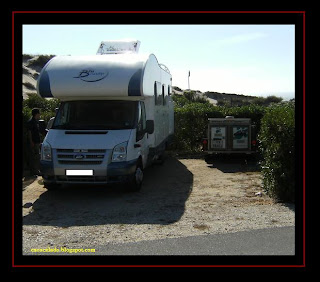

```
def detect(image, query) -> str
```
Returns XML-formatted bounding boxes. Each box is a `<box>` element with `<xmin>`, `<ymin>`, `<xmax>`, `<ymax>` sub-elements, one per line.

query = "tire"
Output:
<box><xmin>157</xmin><ymin>151</ymin><xmax>167</xmax><ymax>165</ymax></box>
<box><xmin>154</xmin><ymin>151</ymin><xmax>167</xmax><ymax>165</ymax></box>
<box><xmin>127</xmin><ymin>163</ymin><xmax>143</xmax><ymax>192</ymax></box>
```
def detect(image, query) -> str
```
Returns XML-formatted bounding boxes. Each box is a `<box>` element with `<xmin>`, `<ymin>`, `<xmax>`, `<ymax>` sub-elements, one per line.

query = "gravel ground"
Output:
<box><xmin>22</xmin><ymin>155</ymin><xmax>295</xmax><ymax>254</ymax></box>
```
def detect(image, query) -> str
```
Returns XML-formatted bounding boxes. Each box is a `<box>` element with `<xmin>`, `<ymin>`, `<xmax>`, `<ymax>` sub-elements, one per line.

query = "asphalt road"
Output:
<box><xmin>95</xmin><ymin>226</ymin><xmax>295</xmax><ymax>256</ymax></box>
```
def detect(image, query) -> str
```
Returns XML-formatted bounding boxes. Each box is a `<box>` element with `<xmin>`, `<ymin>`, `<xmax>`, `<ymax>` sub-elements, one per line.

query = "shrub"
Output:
<box><xmin>23</xmin><ymin>94</ymin><xmax>60</xmax><ymax>171</ymax></box>
<box><xmin>173</xmin><ymin>103</ymin><xmax>224</xmax><ymax>151</ymax></box>
<box><xmin>265</xmin><ymin>95</ymin><xmax>283</xmax><ymax>104</ymax></box>
<box><xmin>27</xmin><ymin>55</ymin><xmax>55</xmax><ymax>69</ymax></box>
<box><xmin>172</xmin><ymin>91</ymin><xmax>209</xmax><ymax>107</ymax></box>
<box><xmin>23</xmin><ymin>94</ymin><xmax>60</xmax><ymax>121</ymax></box>
<box><xmin>220</xmin><ymin>104</ymin><xmax>266</xmax><ymax>133</ymax></box>
<box><xmin>23</xmin><ymin>54</ymin><xmax>34</xmax><ymax>61</ymax></box>
<box><xmin>172</xmin><ymin>94</ymin><xmax>190</xmax><ymax>107</ymax></box>
<box><xmin>258</xmin><ymin>102</ymin><xmax>295</xmax><ymax>202</ymax></box>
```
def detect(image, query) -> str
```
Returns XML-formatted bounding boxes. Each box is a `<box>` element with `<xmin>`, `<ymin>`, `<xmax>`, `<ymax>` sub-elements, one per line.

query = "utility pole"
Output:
<box><xmin>188</xmin><ymin>70</ymin><xmax>190</xmax><ymax>90</ymax></box>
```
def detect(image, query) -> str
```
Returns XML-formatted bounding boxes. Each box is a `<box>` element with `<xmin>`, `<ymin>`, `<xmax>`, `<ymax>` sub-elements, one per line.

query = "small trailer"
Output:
<box><xmin>37</xmin><ymin>40</ymin><xmax>174</xmax><ymax>191</ymax></box>
<box><xmin>203</xmin><ymin>116</ymin><xmax>257</xmax><ymax>155</ymax></box>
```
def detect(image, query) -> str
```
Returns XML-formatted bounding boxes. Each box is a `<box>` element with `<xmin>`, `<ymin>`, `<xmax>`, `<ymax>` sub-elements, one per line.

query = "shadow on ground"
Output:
<box><xmin>23</xmin><ymin>156</ymin><xmax>193</xmax><ymax>227</ymax></box>
<box><xmin>205</xmin><ymin>154</ymin><xmax>261</xmax><ymax>173</ymax></box>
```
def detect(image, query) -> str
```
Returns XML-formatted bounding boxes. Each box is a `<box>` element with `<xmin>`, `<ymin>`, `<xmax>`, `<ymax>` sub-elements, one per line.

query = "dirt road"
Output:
<box><xmin>22</xmin><ymin>155</ymin><xmax>295</xmax><ymax>254</ymax></box>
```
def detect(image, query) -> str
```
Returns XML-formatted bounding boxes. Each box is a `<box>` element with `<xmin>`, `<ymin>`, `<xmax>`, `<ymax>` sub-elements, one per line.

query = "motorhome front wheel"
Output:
<box><xmin>128</xmin><ymin>165</ymin><xmax>143</xmax><ymax>192</ymax></box>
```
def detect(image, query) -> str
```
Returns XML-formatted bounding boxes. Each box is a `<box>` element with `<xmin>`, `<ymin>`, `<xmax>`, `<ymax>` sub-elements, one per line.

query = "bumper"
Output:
<box><xmin>205</xmin><ymin>150</ymin><xmax>255</xmax><ymax>154</ymax></box>
<box><xmin>40</xmin><ymin>159</ymin><xmax>137</xmax><ymax>184</ymax></box>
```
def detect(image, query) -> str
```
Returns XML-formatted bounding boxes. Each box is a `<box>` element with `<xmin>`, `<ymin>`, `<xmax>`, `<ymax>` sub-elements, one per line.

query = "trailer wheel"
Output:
<box><xmin>127</xmin><ymin>163</ymin><xmax>143</xmax><ymax>192</ymax></box>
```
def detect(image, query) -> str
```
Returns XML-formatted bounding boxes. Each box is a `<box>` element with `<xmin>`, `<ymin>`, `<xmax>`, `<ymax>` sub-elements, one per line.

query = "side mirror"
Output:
<box><xmin>38</xmin><ymin>119</ymin><xmax>47</xmax><ymax>135</ymax></box>
<box><xmin>146</xmin><ymin>120</ymin><xmax>154</xmax><ymax>134</ymax></box>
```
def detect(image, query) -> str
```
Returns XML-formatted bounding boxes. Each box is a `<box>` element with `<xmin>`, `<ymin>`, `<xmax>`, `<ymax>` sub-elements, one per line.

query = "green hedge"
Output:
<box><xmin>172</xmin><ymin>102</ymin><xmax>265</xmax><ymax>152</ymax></box>
<box><xmin>258</xmin><ymin>102</ymin><xmax>295</xmax><ymax>202</ymax></box>
<box><xmin>173</xmin><ymin>103</ymin><xmax>224</xmax><ymax>151</ymax></box>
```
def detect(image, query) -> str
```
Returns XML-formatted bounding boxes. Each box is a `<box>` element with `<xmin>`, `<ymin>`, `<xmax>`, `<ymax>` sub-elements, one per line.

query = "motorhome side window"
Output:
<box><xmin>154</xmin><ymin>81</ymin><xmax>162</xmax><ymax>106</ymax></box>
<box><xmin>154</xmin><ymin>82</ymin><xmax>157</xmax><ymax>105</ymax></box>
<box><xmin>162</xmin><ymin>85</ymin><xmax>166</xmax><ymax>105</ymax></box>
<box><xmin>136</xmin><ymin>101</ymin><xmax>146</xmax><ymax>141</ymax></box>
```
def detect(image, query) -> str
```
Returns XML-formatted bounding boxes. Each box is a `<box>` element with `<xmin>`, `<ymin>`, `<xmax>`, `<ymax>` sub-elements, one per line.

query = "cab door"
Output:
<box><xmin>135</xmin><ymin>101</ymin><xmax>149</xmax><ymax>168</ymax></box>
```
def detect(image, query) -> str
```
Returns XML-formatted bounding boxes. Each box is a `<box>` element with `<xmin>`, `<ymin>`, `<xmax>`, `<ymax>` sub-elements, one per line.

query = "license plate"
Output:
<box><xmin>66</xmin><ymin>170</ymin><xmax>93</xmax><ymax>176</ymax></box>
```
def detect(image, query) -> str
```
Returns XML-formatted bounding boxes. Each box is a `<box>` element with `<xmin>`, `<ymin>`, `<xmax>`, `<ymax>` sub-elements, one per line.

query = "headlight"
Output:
<box><xmin>41</xmin><ymin>140</ymin><xmax>52</xmax><ymax>161</ymax></box>
<box><xmin>112</xmin><ymin>142</ymin><xmax>127</xmax><ymax>162</ymax></box>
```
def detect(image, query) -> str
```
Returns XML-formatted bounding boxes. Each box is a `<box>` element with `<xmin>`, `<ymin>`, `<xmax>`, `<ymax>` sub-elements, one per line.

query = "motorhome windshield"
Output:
<box><xmin>52</xmin><ymin>101</ymin><xmax>137</xmax><ymax>130</ymax></box>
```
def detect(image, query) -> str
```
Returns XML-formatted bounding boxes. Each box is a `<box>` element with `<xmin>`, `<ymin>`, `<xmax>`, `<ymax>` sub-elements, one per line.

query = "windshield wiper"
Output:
<box><xmin>52</xmin><ymin>123</ymin><xmax>81</xmax><ymax>129</ymax></box>
<box><xmin>52</xmin><ymin>124</ymin><xmax>70</xmax><ymax>129</ymax></box>
<box><xmin>53</xmin><ymin>124</ymin><xmax>132</xmax><ymax>130</ymax></box>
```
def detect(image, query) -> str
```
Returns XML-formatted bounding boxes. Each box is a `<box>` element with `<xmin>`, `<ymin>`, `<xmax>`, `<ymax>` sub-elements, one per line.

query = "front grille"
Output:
<box><xmin>57</xmin><ymin>154</ymin><xmax>74</xmax><ymax>159</ymax></box>
<box><xmin>57</xmin><ymin>149</ymin><xmax>106</xmax><ymax>153</ymax></box>
<box><xmin>58</xmin><ymin>160</ymin><xmax>103</xmax><ymax>165</ymax></box>
<box><xmin>57</xmin><ymin>154</ymin><xmax>104</xmax><ymax>159</ymax></box>
<box><xmin>56</xmin><ymin>149</ymin><xmax>106</xmax><ymax>165</ymax></box>
<box><xmin>57</xmin><ymin>149</ymin><xmax>73</xmax><ymax>153</ymax></box>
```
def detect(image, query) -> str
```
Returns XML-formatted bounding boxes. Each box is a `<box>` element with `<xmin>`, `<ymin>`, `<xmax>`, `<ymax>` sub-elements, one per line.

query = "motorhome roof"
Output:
<box><xmin>36</xmin><ymin>53</ymin><xmax>169</xmax><ymax>101</ymax></box>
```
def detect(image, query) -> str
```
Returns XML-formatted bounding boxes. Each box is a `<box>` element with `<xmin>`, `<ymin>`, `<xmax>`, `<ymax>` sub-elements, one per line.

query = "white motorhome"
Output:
<box><xmin>38</xmin><ymin>40</ymin><xmax>174</xmax><ymax>191</ymax></box>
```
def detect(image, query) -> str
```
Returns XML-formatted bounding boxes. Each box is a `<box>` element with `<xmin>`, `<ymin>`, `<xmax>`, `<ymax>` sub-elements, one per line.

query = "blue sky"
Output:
<box><xmin>23</xmin><ymin>24</ymin><xmax>295</xmax><ymax>99</ymax></box>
